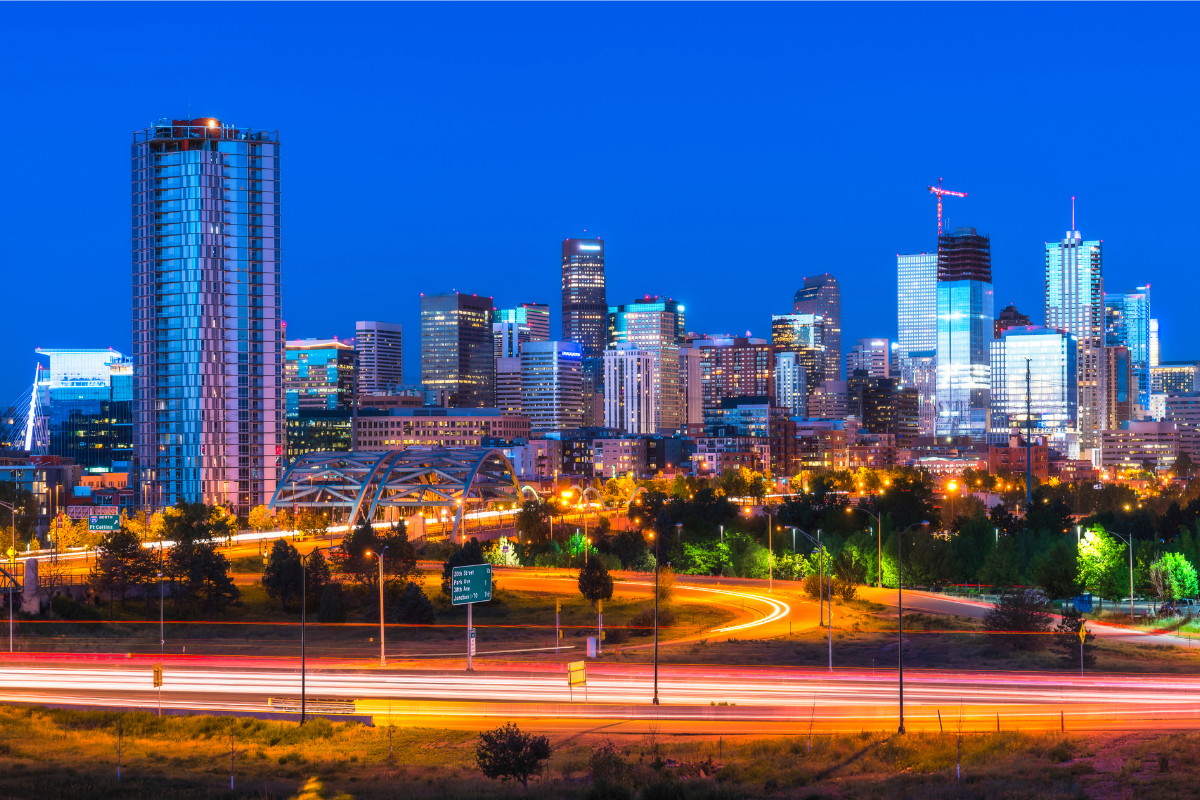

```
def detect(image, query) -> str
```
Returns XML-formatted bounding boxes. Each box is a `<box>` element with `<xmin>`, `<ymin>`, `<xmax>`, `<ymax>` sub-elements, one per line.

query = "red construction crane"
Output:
<box><xmin>927</xmin><ymin>178</ymin><xmax>967</xmax><ymax>237</ymax></box>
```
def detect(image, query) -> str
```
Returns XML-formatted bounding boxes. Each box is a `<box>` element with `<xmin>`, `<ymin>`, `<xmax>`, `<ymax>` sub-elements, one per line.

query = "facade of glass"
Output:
<box><xmin>284</xmin><ymin>339</ymin><xmax>356</xmax><ymax>417</ymax></box>
<box><xmin>562</xmin><ymin>239</ymin><xmax>607</xmax><ymax>359</ymax></box>
<box><xmin>520</xmin><ymin>341</ymin><xmax>583</xmax><ymax>434</ymax></box>
<box><xmin>771</xmin><ymin>313</ymin><xmax>825</xmax><ymax>400</ymax></box>
<box><xmin>36</xmin><ymin>348</ymin><xmax>133</xmax><ymax>473</ymax></box>
<box><xmin>793</xmin><ymin>274</ymin><xmax>842</xmax><ymax>381</ymax></box>
<box><xmin>354</xmin><ymin>321</ymin><xmax>403</xmax><ymax>395</ymax></box>
<box><xmin>897</xmin><ymin>253</ymin><xmax>938</xmax><ymax>353</ymax></box>
<box><xmin>936</xmin><ymin>280</ymin><xmax>994</xmax><ymax>441</ymax></box>
<box><xmin>604</xmin><ymin>344</ymin><xmax>656</xmax><ymax>435</ymax></box>
<box><xmin>1104</xmin><ymin>285</ymin><xmax>1151</xmax><ymax>407</ymax></box>
<box><xmin>420</xmin><ymin>293</ymin><xmax>494</xmax><ymax>408</ymax></box>
<box><xmin>774</xmin><ymin>352</ymin><xmax>808</xmax><ymax>418</ymax></box>
<box><xmin>845</xmin><ymin>338</ymin><xmax>890</xmax><ymax>378</ymax></box>
<box><xmin>989</xmin><ymin>326</ymin><xmax>1078</xmax><ymax>457</ymax></box>
<box><xmin>1045</xmin><ymin>231</ymin><xmax>1105</xmax><ymax>452</ymax></box>
<box><xmin>131</xmin><ymin>118</ymin><xmax>284</xmax><ymax>516</ymax></box>
<box><xmin>608</xmin><ymin>298</ymin><xmax>685</xmax><ymax>432</ymax></box>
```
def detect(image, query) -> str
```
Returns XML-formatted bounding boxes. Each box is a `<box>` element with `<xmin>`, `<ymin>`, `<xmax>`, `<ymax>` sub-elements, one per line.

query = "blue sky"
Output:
<box><xmin>2</xmin><ymin>2</ymin><xmax>1197</xmax><ymax>401</ymax></box>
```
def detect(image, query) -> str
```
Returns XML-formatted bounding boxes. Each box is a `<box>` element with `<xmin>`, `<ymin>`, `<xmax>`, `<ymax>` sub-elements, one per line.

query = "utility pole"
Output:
<box><xmin>1025</xmin><ymin>357</ymin><xmax>1032</xmax><ymax>574</ymax></box>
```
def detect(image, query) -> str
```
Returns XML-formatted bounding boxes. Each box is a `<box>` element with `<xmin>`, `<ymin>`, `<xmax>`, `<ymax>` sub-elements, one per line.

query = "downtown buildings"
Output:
<box><xmin>131</xmin><ymin>118</ymin><xmax>283</xmax><ymax>516</ymax></box>
<box><xmin>608</xmin><ymin>297</ymin><xmax>685</xmax><ymax>433</ymax></box>
<box><xmin>420</xmin><ymin>292</ymin><xmax>493</xmax><ymax>408</ymax></box>
<box><xmin>793</xmin><ymin>275</ymin><xmax>842</xmax><ymax>381</ymax></box>
<box><xmin>935</xmin><ymin>227</ymin><xmax>994</xmax><ymax>442</ymax></box>
<box><xmin>354</xmin><ymin>321</ymin><xmax>403</xmax><ymax>395</ymax></box>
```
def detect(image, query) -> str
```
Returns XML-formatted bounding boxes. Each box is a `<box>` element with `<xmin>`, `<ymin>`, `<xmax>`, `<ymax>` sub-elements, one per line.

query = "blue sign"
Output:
<box><xmin>1073</xmin><ymin>594</ymin><xmax>1093</xmax><ymax>613</ymax></box>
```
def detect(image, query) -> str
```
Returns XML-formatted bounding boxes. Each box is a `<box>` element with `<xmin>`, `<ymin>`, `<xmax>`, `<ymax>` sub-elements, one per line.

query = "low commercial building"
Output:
<box><xmin>593</xmin><ymin>438</ymin><xmax>648</xmax><ymax>479</ymax></box>
<box><xmin>1101</xmin><ymin>420</ymin><xmax>1178</xmax><ymax>472</ymax></box>
<box><xmin>356</xmin><ymin>408</ymin><xmax>530</xmax><ymax>451</ymax></box>
<box><xmin>988</xmin><ymin>434</ymin><xmax>1050</xmax><ymax>482</ymax></box>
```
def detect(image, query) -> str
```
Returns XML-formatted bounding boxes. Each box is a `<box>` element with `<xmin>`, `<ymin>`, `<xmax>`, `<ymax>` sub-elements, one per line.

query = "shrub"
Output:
<box><xmin>982</xmin><ymin>588</ymin><xmax>1053</xmax><ymax>650</ymax></box>
<box><xmin>656</xmin><ymin>567</ymin><xmax>676</xmax><ymax>602</ymax></box>
<box><xmin>803</xmin><ymin>570</ymin><xmax>831</xmax><ymax>601</ymax></box>
<box><xmin>1051</xmin><ymin>606</ymin><xmax>1095</xmax><ymax>668</ymax></box>
<box><xmin>316</xmin><ymin>583</ymin><xmax>347</xmax><ymax>623</ymax></box>
<box><xmin>393</xmin><ymin>581</ymin><xmax>436</xmax><ymax>625</ymax></box>
<box><xmin>629</xmin><ymin>604</ymin><xmax>674</xmax><ymax>633</ymax></box>
<box><xmin>476</xmin><ymin>722</ymin><xmax>552</xmax><ymax>789</ymax></box>
<box><xmin>589</xmin><ymin>740</ymin><xmax>629</xmax><ymax>787</ymax></box>
<box><xmin>579</xmin><ymin>558</ymin><xmax>615</xmax><ymax>604</ymax></box>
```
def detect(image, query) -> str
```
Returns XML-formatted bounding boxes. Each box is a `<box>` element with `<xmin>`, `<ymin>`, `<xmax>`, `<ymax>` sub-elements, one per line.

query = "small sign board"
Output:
<box><xmin>1073</xmin><ymin>593</ymin><xmax>1093</xmax><ymax>613</ymax></box>
<box><xmin>567</xmin><ymin>660</ymin><xmax>586</xmax><ymax>687</ymax></box>
<box><xmin>469</xmin><ymin>628</ymin><xmax>477</xmax><ymax>657</ymax></box>
<box><xmin>88</xmin><ymin>515</ymin><xmax>120</xmax><ymax>532</ymax></box>
<box><xmin>451</xmin><ymin>564</ymin><xmax>492</xmax><ymax>606</ymax></box>
<box><xmin>1079</xmin><ymin>624</ymin><xmax>1088</xmax><ymax>644</ymax></box>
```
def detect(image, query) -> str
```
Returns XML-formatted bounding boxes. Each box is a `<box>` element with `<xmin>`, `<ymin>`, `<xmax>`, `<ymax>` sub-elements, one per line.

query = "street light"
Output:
<box><xmin>0</xmin><ymin>501</ymin><xmax>17</xmax><ymax>653</ymax></box>
<box><xmin>651</xmin><ymin>530</ymin><xmax>660</xmax><ymax>705</ymax></box>
<box><xmin>298</xmin><ymin>547</ymin><xmax>324</xmax><ymax>725</ymax></box>
<box><xmin>848</xmin><ymin>506</ymin><xmax>884</xmax><ymax>588</ymax></box>
<box><xmin>365</xmin><ymin>547</ymin><xmax>389</xmax><ymax>666</ymax></box>
<box><xmin>1099</xmin><ymin>529</ymin><xmax>1136</xmax><ymax>623</ymax></box>
<box><xmin>791</xmin><ymin>526</ymin><xmax>832</xmax><ymax>671</ymax></box>
<box><xmin>896</xmin><ymin>520</ymin><xmax>931</xmax><ymax>734</ymax></box>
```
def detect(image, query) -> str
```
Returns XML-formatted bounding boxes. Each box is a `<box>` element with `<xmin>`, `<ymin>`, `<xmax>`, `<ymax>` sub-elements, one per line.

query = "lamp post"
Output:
<box><xmin>896</xmin><ymin>520</ymin><xmax>931</xmax><ymax>734</ymax></box>
<box><xmin>298</xmin><ymin>547</ymin><xmax>323</xmax><ymax>725</ymax></box>
<box><xmin>366</xmin><ymin>547</ymin><xmax>389</xmax><ymax>666</ymax></box>
<box><xmin>0</xmin><ymin>501</ymin><xmax>17</xmax><ymax>653</ymax></box>
<box><xmin>652</xmin><ymin>530</ymin><xmax>660</xmax><ymax>705</ymax></box>
<box><xmin>792</xmin><ymin>526</ymin><xmax>832</xmax><ymax>671</ymax></box>
<box><xmin>848</xmin><ymin>507</ymin><xmax>884</xmax><ymax>588</ymax></box>
<box><xmin>1104</xmin><ymin>529</ymin><xmax>1137</xmax><ymax>623</ymax></box>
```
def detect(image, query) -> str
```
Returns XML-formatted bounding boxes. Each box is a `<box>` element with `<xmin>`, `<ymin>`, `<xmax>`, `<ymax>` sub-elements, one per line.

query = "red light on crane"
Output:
<box><xmin>927</xmin><ymin>178</ymin><xmax>968</xmax><ymax>237</ymax></box>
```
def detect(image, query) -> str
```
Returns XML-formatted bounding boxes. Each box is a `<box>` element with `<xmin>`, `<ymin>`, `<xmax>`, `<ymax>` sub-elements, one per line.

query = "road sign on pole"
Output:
<box><xmin>89</xmin><ymin>515</ymin><xmax>120</xmax><ymax>532</ymax></box>
<box><xmin>451</xmin><ymin>564</ymin><xmax>492</xmax><ymax>605</ymax></box>
<box><xmin>567</xmin><ymin>660</ymin><xmax>586</xmax><ymax>702</ymax></box>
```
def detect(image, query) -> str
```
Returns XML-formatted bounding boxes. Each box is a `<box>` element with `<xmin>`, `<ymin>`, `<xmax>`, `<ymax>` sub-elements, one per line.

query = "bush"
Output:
<box><xmin>656</xmin><ymin>567</ymin><xmax>676</xmax><ymax>602</ymax></box>
<box><xmin>51</xmin><ymin>593</ymin><xmax>101</xmax><ymax>621</ymax></box>
<box><xmin>393</xmin><ymin>581</ymin><xmax>436</xmax><ymax>625</ymax></box>
<box><xmin>982</xmin><ymin>588</ymin><xmax>1053</xmax><ymax>651</ymax></box>
<box><xmin>316</xmin><ymin>583</ymin><xmax>347</xmax><ymax>623</ymax></box>
<box><xmin>579</xmin><ymin>558</ymin><xmax>615</xmax><ymax>604</ymax></box>
<box><xmin>629</xmin><ymin>604</ymin><xmax>674</xmax><ymax>633</ymax></box>
<box><xmin>803</xmin><ymin>571</ymin><xmax>830</xmax><ymax>601</ymax></box>
<box><xmin>476</xmin><ymin>722</ymin><xmax>552</xmax><ymax>789</ymax></box>
<box><xmin>589</xmin><ymin>740</ymin><xmax>629</xmax><ymax>787</ymax></box>
<box><xmin>1051</xmin><ymin>606</ymin><xmax>1095</xmax><ymax>669</ymax></box>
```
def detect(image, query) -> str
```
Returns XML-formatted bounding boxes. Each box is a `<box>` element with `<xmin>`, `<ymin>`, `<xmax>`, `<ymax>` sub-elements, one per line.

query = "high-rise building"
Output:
<box><xmin>897</xmin><ymin>253</ymin><xmax>938</xmax><ymax>353</ymax></box>
<box><xmin>493</xmin><ymin>304</ymin><xmax>549</xmax><ymax>357</ymax></box>
<box><xmin>285</xmin><ymin>339</ymin><xmax>356</xmax><ymax>417</ymax></box>
<box><xmin>35</xmin><ymin>348</ymin><xmax>133</xmax><ymax>473</ymax></box>
<box><xmin>703</xmin><ymin>396</ymin><xmax>798</xmax><ymax>476</ymax></box>
<box><xmin>1104</xmin><ymin>346</ymin><xmax>1134</xmax><ymax>431</ymax></box>
<box><xmin>845</xmin><ymin>338</ymin><xmax>890</xmax><ymax>379</ymax></box>
<box><xmin>988</xmin><ymin>326</ymin><xmax>1079</xmax><ymax>457</ymax></box>
<box><xmin>774</xmin><ymin>352</ymin><xmax>808</xmax><ymax>418</ymax></box>
<box><xmin>1164</xmin><ymin>393</ymin><xmax>1200</xmax><ymax>462</ymax></box>
<box><xmin>692</xmin><ymin>335</ymin><xmax>775</xmax><ymax>410</ymax></box>
<box><xmin>354</xmin><ymin>321</ymin><xmax>403</xmax><ymax>395</ymax></box>
<box><xmin>608</xmin><ymin>297</ymin><xmax>685</xmax><ymax>432</ymax></box>
<box><xmin>771</xmin><ymin>314</ymin><xmax>825</xmax><ymax>399</ymax></box>
<box><xmin>793</xmin><ymin>274</ymin><xmax>842</xmax><ymax>381</ymax></box>
<box><xmin>678</xmin><ymin>346</ymin><xmax>704</xmax><ymax>426</ymax></box>
<box><xmin>562</xmin><ymin>239</ymin><xmax>607</xmax><ymax>359</ymax></box>
<box><xmin>808</xmin><ymin>380</ymin><xmax>848</xmax><ymax>419</ymax></box>
<box><xmin>994</xmin><ymin>304</ymin><xmax>1031</xmax><ymax>339</ymax></box>
<box><xmin>494</xmin><ymin>357</ymin><xmax>523</xmax><ymax>416</ymax></box>
<box><xmin>936</xmin><ymin>227</ymin><xmax>994</xmax><ymax>441</ymax></box>
<box><xmin>420</xmin><ymin>293</ymin><xmax>494</xmax><ymax>408</ymax></box>
<box><xmin>1150</xmin><ymin>319</ymin><xmax>1160</xmax><ymax>367</ymax></box>
<box><xmin>1104</xmin><ymin>286</ymin><xmax>1151</xmax><ymax>407</ymax></box>
<box><xmin>1151</xmin><ymin>362</ymin><xmax>1200</xmax><ymax>395</ymax></box>
<box><xmin>520</xmin><ymin>341</ymin><xmax>583</xmax><ymax>434</ymax></box>
<box><xmin>132</xmin><ymin>117</ymin><xmax>284</xmax><ymax>515</ymax></box>
<box><xmin>493</xmin><ymin>317</ymin><xmax>530</xmax><ymax>359</ymax></box>
<box><xmin>1046</xmin><ymin>228</ymin><xmax>1105</xmax><ymax>452</ymax></box>
<box><xmin>902</xmin><ymin>350</ymin><xmax>937</xmax><ymax>436</ymax></box>
<box><xmin>603</xmin><ymin>344</ymin><xmax>656</xmax><ymax>434</ymax></box>
<box><xmin>517</xmin><ymin>303</ymin><xmax>551</xmax><ymax>342</ymax></box>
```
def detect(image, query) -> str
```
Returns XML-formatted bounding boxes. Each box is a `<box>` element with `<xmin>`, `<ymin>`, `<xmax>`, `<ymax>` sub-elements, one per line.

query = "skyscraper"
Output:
<box><xmin>520</xmin><ymin>341</ymin><xmax>583</xmax><ymax>434</ymax></box>
<box><xmin>989</xmin><ymin>326</ymin><xmax>1078</xmax><ymax>457</ymax></box>
<box><xmin>772</xmin><ymin>314</ymin><xmax>825</xmax><ymax>400</ymax></box>
<box><xmin>562</xmin><ymin>239</ymin><xmax>607</xmax><ymax>358</ymax></box>
<box><xmin>132</xmin><ymin>118</ymin><xmax>283</xmax><ymax>515</ymax></box>
<box><xmin>845</xmin><ymin>338</ymin><xmax>890</xmax><ymax>378</ymax></box>
<box><xmin>284</xmin><ymin>339</ymin><xmax>356</xmax><ymax>416</ymax></box>
<box><xmin>994</xmin><ymin>304</ymin><xmax>1031</xmax><ymax>339</ymax></box>
<box><xmin>604</xmin><ymin>344</ymin><xmax>656</xmax><ymax>434</ymax></box>
<box><xmin>936</xmin><ymin>227</ymin><xmax>994</xmax><ymax>441</ymax></box>
<box><xmin>355</xmin><ymin>321</ymin><xmax>403</xmax><ymax>394</ymax></box>
<box><xmin>1045</xmin><ymin>229</ymin><xmax>1105</xmax><ymax>452</ymax></box>
<box><xmin>36</xmin><ymin>348</ymin><xmax>133</xmax><ymax>473</ymax></box>
<box><xmin>692</xmin><ymin>335</ymin><xmax>775</xmax><ymax>410</ymax></box>
<box><xmin>517</xmin><ymin>303</ymin><xmax>551</xmax><ymax>342</ymax></box>
<box><xmin>1104</xmin><ymin>285</ymin><xmax>1151</xmax><ymax>407</ymax></box>
<box><xmin>774</xmin><ymin>352</ymin><xmax>808</xmax><ymax>417</ymax></box>
<box><xmin>420</xmin><ymin>293</ymin><xmax>494</xmax><ymax>408</ymax></box>
<box><xmin>608</xmin><ymin>297</ymin><xmax>685</xmax><ymax>432</ymax></box>
<box><xmin>793</xmin><ymin>274</ymin><xmax>842</xmax><ymax>381</ymax></box>
<box><xmin>897</xmin><ymin>253</ymin><xmax>937</xmax><ymax>354</ymax></box>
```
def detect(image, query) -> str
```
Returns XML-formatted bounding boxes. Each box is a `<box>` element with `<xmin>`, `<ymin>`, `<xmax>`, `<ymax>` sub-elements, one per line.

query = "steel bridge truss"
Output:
<box><xmin>270</xmin><ymin>448</ymin><xmax>522</xmax><ymax>543</ymax></box>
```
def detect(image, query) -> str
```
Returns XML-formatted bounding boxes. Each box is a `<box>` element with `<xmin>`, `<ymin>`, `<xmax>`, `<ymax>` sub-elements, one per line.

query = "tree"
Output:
<box><xmin>832</xmin><ymin>548</ymin><xmax>868</xmax><ymax>601</ymax></box>
<box><xmin>262</xmin><ymin>539</ymin><xmax>303</xmax><ymax>612</ymax></box>
<box><xmin>193</xmin><ymin>544</ymin><xmax>241</xmax><ymax>620</ymax></box>
<box><xmin>89</xmin><ymin>527</ymin><xmax>153</xmax><ymax>617</ymax></box>
<box><xmin>611</xmin><ymin>530</ymin><xmax>651</xmax><ymax>571</ymax></box>
<box><xmin>247</xmin><ymin>505</ymin><xmax>274</xmax><ymax>535</ymax></box>
<box><xmin>982</xmin><ymin>588</ymin><xmax>1053</xmax><ymax>651</ymax></box>
<box><xmin>475</xmin><ymin>722</ymin><xmax>552</xmax><ymax>790</ymax></box>
<box><xmin>1156</xmin><ymin>552</ymin><xmax>1199</xmax><ymax>600</ymax></box>
<box><xmin>1077</xmin><ymin>526</ymin><xmax>1128</xmax><ymax>599</ymax></box>
<box><xmin>1051</xmin><ymin>606</ymin><xmax>1096</xmax><ymax>669</ymax></box>
<box><xmin>656</xmin><ymin>566</ymin><xmax>676</xmax><ymax>602</ymax></box>
<box><xmin>297</xmin><ymin>510</ymin><xmax>329</xmax><ymax>542</ymax></box>
<box><xmin>1173</xmin><ymin>451</ymin><xmax>1196</xmax><ymax>478</ymax></box>
<box><xmin>578</xmin><ymin>558</ymin><xmax>614</xmax><ymax>605</ymax></box>
<box><xmin>317</xmin><ymin>583</ymin><xmax>347</xmax><ymax>623</ymax></box>
<box><xmin>334</xmin><ymin>520</ymin><xmax>416</xmax><ymax>591</ymax></box>
<box><xmin>441</xmin><ymin>538</ymin><xmax>486</xmax><ymax>597</ymax></box>
<box><xmin>1032</xmin><ymin>539</ymin><xmax>1082</xmax><ymax>601</ymax></box>
<box><xmin>516</xmin><ymin>500</ymin><xmax>554</xmax><ymax>544</ymax></box>
<box><xmin>393</xmin><ymin>581</ymin><xmax>436</xmax><ymax>625</ymax></box>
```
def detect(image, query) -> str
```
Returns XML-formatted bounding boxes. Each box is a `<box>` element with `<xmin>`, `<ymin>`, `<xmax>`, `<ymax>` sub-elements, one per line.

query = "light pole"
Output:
<box><xmin>0</xmin><ymin>501</ymin><xmax>17</xmax><ymax>653</ymax></box>
<box><xmin>652</xmin><ymin>530</ymin><xmax>660</xmax><ymax>705</ymax></box>
<box><xmin>366</xmin><ymin>547</ymin><xmax>389</xmax><ymax>666</ymax></box>
<box><xmin>765</xmin><ymin>505</ymin><xmax>774</xmax><ymax>593</ymax></box>
<box><xmin>1104</xmin><ymin>529</ymin><xmax>1137</xmax><ymax>623</ymax></box>
<box><xmin>848</xmin><ymin>507</ymin><xmax>884</xmax><ymax>588</ymax></box>
<box><xmin>299</xmin><ymin>548</ymin><xmax>322</xmax><ymax>725</ymax></box>
<box><xmin>896</xmin><ymin>520</ymin><xmax>931</xmax><ymax>734</ymax></box>
<box><xmin>792</xmin><ymin>526</ymin><xmax>832</xmax><ymax>671</ymax></box>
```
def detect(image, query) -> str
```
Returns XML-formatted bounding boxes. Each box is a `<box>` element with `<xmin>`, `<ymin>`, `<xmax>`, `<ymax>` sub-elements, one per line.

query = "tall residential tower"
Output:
<box><xmin>935</xmin><ymin>227</ymin><xmax>993</xmax><ymax>441</ymax></box>
<box><xmin>132</xmin><ymin>118</ymin><xmax>283</xmax><ymax>516</ymax></box>
<box><xmin>793</xmin><ymin>274</ymin><xmax>842</xmax><ymax>381</ymax></box>
<box><xmin>1046</xmin><ymin>229</ymin><xmax>1105</xmax><ymax>453</ymax></box>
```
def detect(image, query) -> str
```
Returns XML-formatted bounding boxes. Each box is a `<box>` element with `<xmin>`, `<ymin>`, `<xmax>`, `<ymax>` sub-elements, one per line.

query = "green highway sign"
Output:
<box><xmin>451</xmin><ymin>564</ymin><xmax>492</xmax><ymax>606</ymax></box>
<box><xmin>88</xmin><ymin>515</ymin><xmax>120</xmax><ymax>532</ymax></box>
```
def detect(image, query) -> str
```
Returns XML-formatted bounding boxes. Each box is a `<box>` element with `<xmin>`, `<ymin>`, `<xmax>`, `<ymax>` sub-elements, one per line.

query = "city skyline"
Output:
<box><xmin>4</xmin><ymin>4</ymin><xmax>1200</xmax><ymax>402</ymax></box>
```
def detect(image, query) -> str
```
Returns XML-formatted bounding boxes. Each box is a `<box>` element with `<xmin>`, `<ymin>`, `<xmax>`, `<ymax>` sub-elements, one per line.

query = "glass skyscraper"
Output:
<box><xmin>132</xmin><ymin>118</ymin><xmax>283</xmax><ymax>516</ymax></box>
<box><xmin>772</xmin><ymin>313</ymin><xmax>826</xmax><ymax>401</ymax></box>
<box><xmin>1045</xmin><ymin>230</ymin><xmax>1104</xmax><ymax>452</ymax></box>
<box><xmin>793</xmin><ymin>274</ymin><xmax>842</xmax><ymax>381</ymax></box>
<box><xmin>36</xmin><ymin>348</ymin><xmax>133</xmax><ymax>473</ymax></box>
<box><xmin>989</xmin><ymin>327</ymin><xmax>1078</xmax><ymax>457</ymax></box>
<box><xmin>1104</xmin><ymin>285</ymin><xmax>1151</xmax><ymax>407</ymax></box>
<box><xmin>608</xmin><ymin>297</ymin><xmax>685</xmax><ymax>432</ymax></box>
<box><xmin>420</xmin><ymin>293</ymin><xmax>494</xmax><ymax>408</ymax></box>
<box><xmin>562</xmin><ymin>239</ymin><xmax>607</xmax><ymax>358</ymax></box>
<box><xmin>897</xmin><ymin>253</ymin><xmax>938</xmax><ymax>354</ymax></box>
<box><xmin>935</xmin><ymin>228</ymin><xmax>993</xmax><ymax>441</ymax></box>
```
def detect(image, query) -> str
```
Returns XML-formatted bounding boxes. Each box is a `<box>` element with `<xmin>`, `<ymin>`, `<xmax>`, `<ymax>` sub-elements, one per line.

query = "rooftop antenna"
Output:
<box><xmin>1071</xmin><ymin>195</ymin><xmax>1076</xmax><ymax>231</ymax></box>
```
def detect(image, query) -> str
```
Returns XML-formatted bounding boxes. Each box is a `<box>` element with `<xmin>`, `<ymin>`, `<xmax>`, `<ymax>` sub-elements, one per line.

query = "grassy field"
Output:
<box><xmin>4</xmin><ymin>702</ymin><xmax>1200</xmax><ymax>798</ymax></box>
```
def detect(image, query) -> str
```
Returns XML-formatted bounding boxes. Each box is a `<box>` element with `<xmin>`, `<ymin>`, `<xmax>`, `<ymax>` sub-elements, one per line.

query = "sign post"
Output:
<box><xmin>597</xmin><ymin>599</ymin><xmax>603</xmax><ymax>655</ymax></box>
<box><xmin>152</xmin><ymin>663</ymin><xmax>163</xmax><ymax>717</ymax></box>
<box><xmin>1079</xmin><ymin>624</ymin><xmax>1087</xmax><ymax>676</ymax></box>
<box><xmin>555</xmin><ymin>599</ymin><xmax>561</xmax><ymax>654</ymax></box>
<box><xmin>88</xmin><ymin>515</ymin><xmax>120</xmax><ymax>533</ymax></box>
<box><xmin>567</xmin><ymin>660</ymin><xmax>586</xmax><ymax>702</ymax></box>
<box><xmin>451</xmin><ymin>564</ymin><xmax>492</xmax><ymax>672</ymax></box>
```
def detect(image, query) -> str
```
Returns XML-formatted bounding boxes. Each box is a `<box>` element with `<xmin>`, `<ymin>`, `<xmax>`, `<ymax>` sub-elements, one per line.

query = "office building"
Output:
<box><xmin>1045</xmin><ymin>228</ymin><xmax>1105</xmax><ymax>452</ymax></box>
<box><xmin>988</xmin><ymin>326</ymin><xmax>1078</xmax><ymax>457</ymax></box>
<box><xmin>691</xmin><ymin>335</ymin><xmax>775</xmax><ymax>410</ymax></box>
<box><xmin>494</xmin><ymin>304</ymin><xmax>549</xmax><ymax>357</ymax></box>
<box><xmin>771</xmin><ymin>314</ymin><xmax>825</xmax><ymax>398</ymax></box>
<box><xmin>132</xmin><ymin>117</ymin><xmax>283</xmax><ymax>515</ymax></box>
<box><xmin>357</xmin><ymin>407</ymin><xmax>530</xmax><ymax>450</ymax></box>
<box><xmin>1105</xmin><ymin>346</ymin><xmax>1135</xmax><ymax>431</ymax></box>
<box><xmin>898</xmin><ymin>253</ymin><xmax>938</xmax><ymax>354</ymax></box>
<box><xmin>285</xmin><ymin>338</ymin><xmax>356</xmax><ymax>417</ymax></box>
<box><xmin>420</xmin><ymin>292</ymin><xmax>493</xmax><ymax>408</ymax></box>
<box><xmin>593</xmin><ymin>438</ymin><xmax>648</xmax><ymax>479</ymax></box>
<box><xmin>703</xmin><ymin>396</ymin><xmax>797</xmax><ymax>476</ymax></box>
<box><xmin>521</xmin><ymin>341</ymin><xmax>583</xmax><ymax>434</ymax></box>
<box><xmin>994</xmin><ymin>304</ymin><xmax>1031</xmax><ymax>339</ymax></box>
<box><xmin>1150</xmin><ymin>362</ymin><xmax>1199</xmax><ymax>395</ymax></box>
<box><xmin>989</xmin><ymin>434</ymin><xmax>1050</xmax><ymax>483</ymax></box>
<box><xmin>808</xmin><ymin>380</ymin><xmax>848</xmax><ymax>419</ymax></box>
<box><xmin>562</xmin><ymin>239</ymin><xmax>607</xmax><ymax>358</ymax></box>
<box><xmin>845</xmin><ymin>338</ymin><xmax>890</xmax><ymax>378</ymax></box>
<box><xmin>774</xmin><ymin>352</ymin><xmax>808</xmax><ymax>417</ymax></box>
<box><xmin>1101</xmin><ymin>421</ymin><xmax>1178</xmax><ymax>472</ymax></box>
<box><xmin>1150</xmin><ymin>319</ymin><xmax>1160</xmax><ymax>366</ymax></box>
<box><xmin>679</xmin><ymin>346</ymin><xmax>703</xmax><ymax>426</ymax></box>
<box><xmin>793</xmin><ymin>274</ymin><xmax>842</xmax><ymax>381</ymax></box>
<box><xmin>286</xmin><ymin>409</ymin><xmax>353</xmax><ymax>463</ymax></box>
<box><xmin>493</xmin><ymin>317</ymin><xmax>530</xmax><ymax>359</ymax></box>
<box><xmin>608</xmin><ymin>297</ymin><xmax>685</xmax><ymax>432</ymax></box>
<box><xmin>936</xmin><ymin>227</ymin><xmax>994</xmax><ymax>441</ymax></box>
<box><xmin>901</xmin><ymin>350</ymin><xmax>937</xmax><ymax>436</ymax></box>
<box><xmin>603</xmin><ymin>344</ymin><xmax>656</xmax><ymax>435</ymax></box>
<box><xmin>1164</xmin><ymin>393</ymin><xmax>1200</xmax><ymax>461</ymax></box>
<box><xmin>846</xmin><ymin>372</ymin><xmax>915</xmax><ymax>440</ymax></box>
<box><xmin>494</xmin><ymin>357</ymin><xmax>523</xmax><ymax>416</ymax></box>
<box><xmin>35</xmin><ymin>348</ymin><xmax>133</xmax><ymax>473</ymax></box>
<box><xmin>1105</xmin><ymin>286</ymin><xmax>1151</xmax><ymax>407</ymax></box>
<box><xmin>354</xmin><ymin>321</ymin><xmax>403</xmax><ymax>394</ymax></box>
<box><xmin>516</xmin><ymin>303</ymin><xmax>550</xmax><ymax>342</ymax></box>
